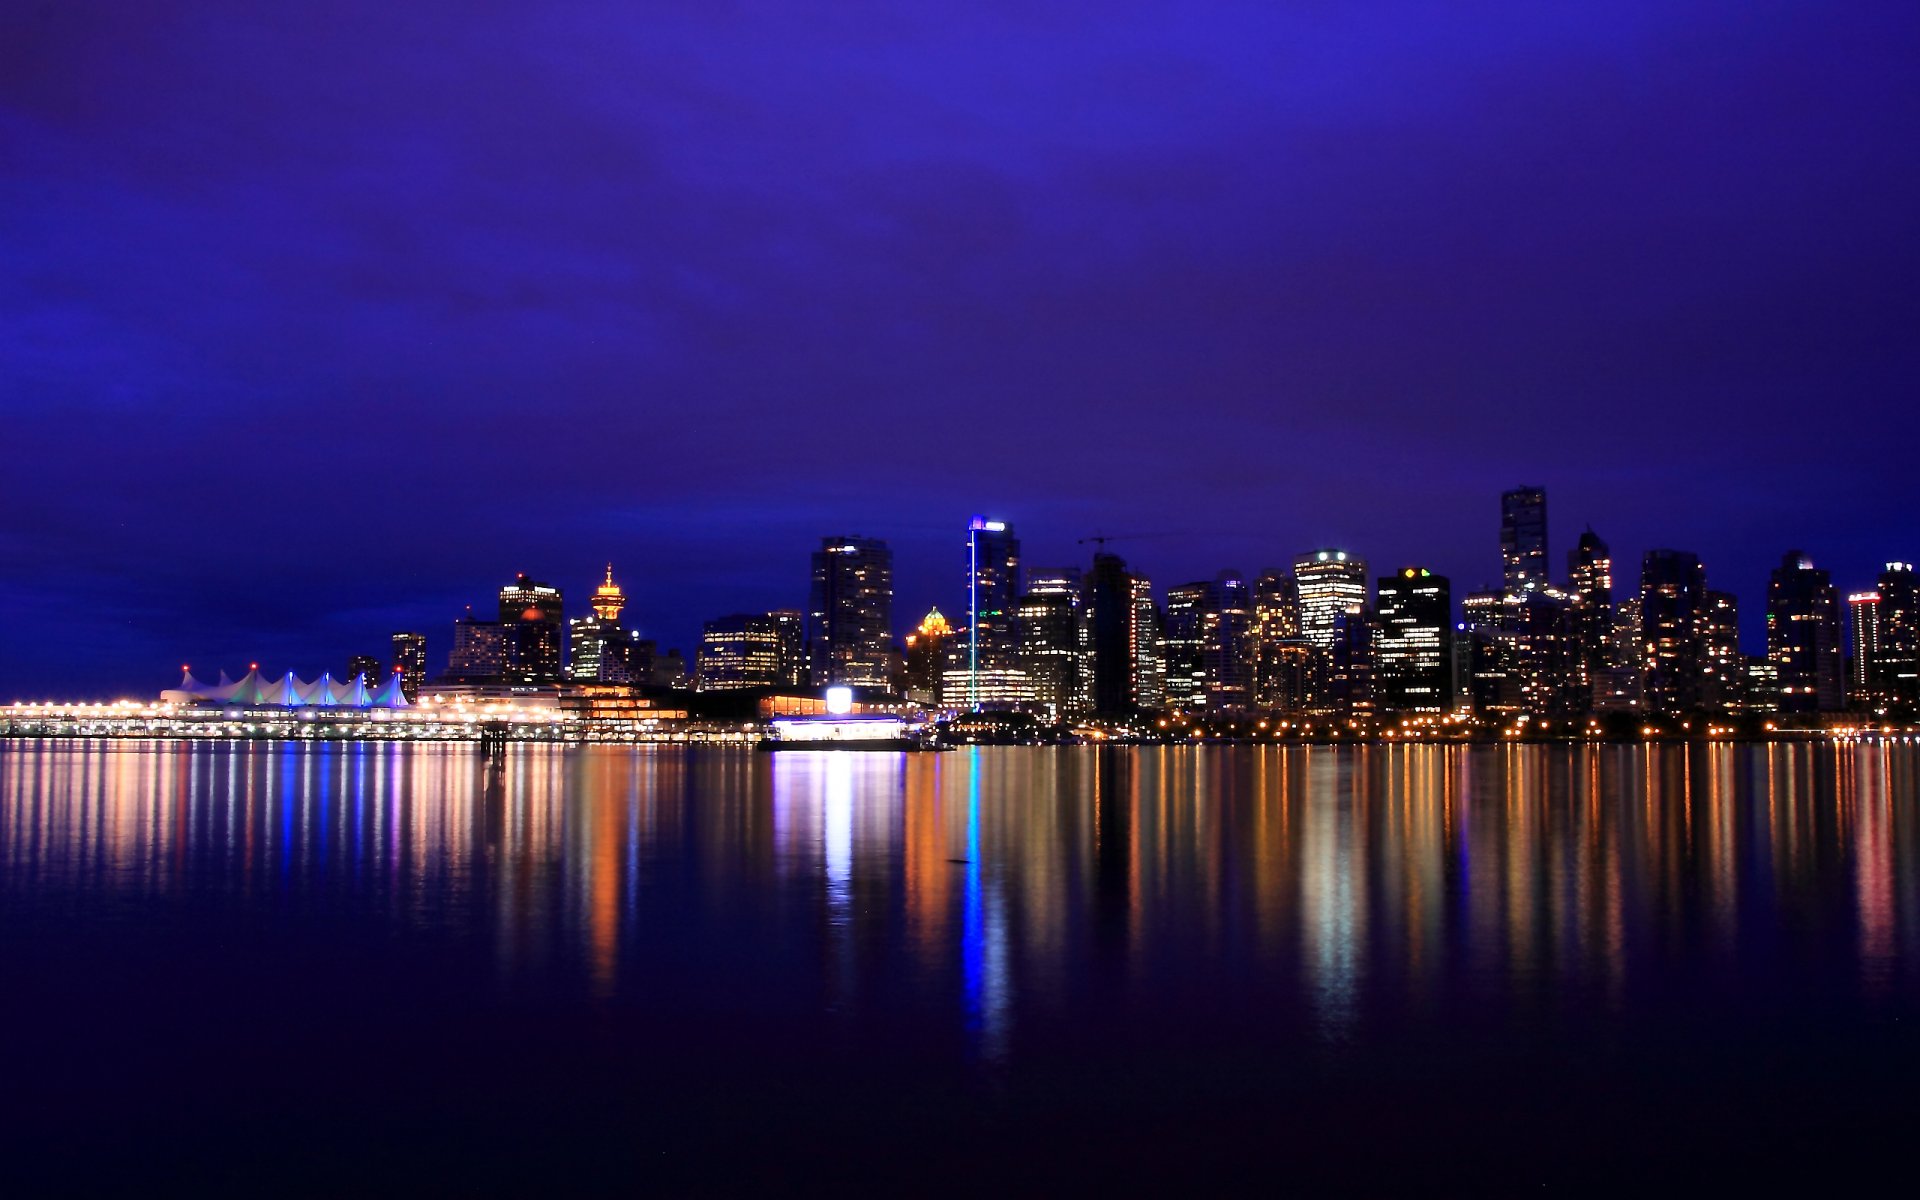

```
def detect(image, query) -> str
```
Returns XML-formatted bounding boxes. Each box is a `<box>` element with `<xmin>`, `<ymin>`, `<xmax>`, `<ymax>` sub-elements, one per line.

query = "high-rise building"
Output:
<box><xmin>1567</xmin><ymin>527</ymin><xmax>1613</xmax><ymax>680</ymax></box>
<box><xmin>1877</xmin><ymin>562</ymin><xmax>1919</xmax><ymax>712</ymax></box>
<box><xmin>569</xmin><ymin>564</ymin><xmax>641</xmax><ymax>684</ymax></box>
<box><xmin>769</xmin><ymin>608</ymin><xmax>808</xmax><ymax>688</ymax></box>
<box><xmin>963</xmin><ymin>517</ymin><xmax>1021</xmax><ymax>708</ymax></box>
<box><xmin>1767</xmin><ymin>550</ymin><xmax>1844</xmax><ymax>714</ymax></box>
<box><xmin>695</xmin><ymin>613</ymin><xmax>785</xmax><ymax>691</ymax></box>
<box><xmin>1017</xmin><ymin>569</ymin><xmax>1089</xmax><ymax>719</ymax></box>
<box><xmin>1847</xmin><ymin>591</ymin><xmax>1881</xmax><ymax>708</ymax></box>
<box><xmin>1701</xmin><ymin>590</ymin><xmax>1743</xmax><ymax>711</ymax></box>
<box><xmin>1129</xmin><ymin>576</ymin><xmax>1165</xmax><ymax>711</ymax></box>
<box><xmin>1249</xmin><ymin>570</ymin><xmax>1314</xmax><ymax>714</ymax></box>
<box><xmin>499</xmin><ymin>573</ymin><xmax>564</xmax><ymax>684</ymax></box>
<box><xmin>1374</xmin><ymin>568</ymin><xmax>1452</xmax><ymax>714</ymax></box>
<box><xmin>1461</xmin><ymin>589</ymin><xmax>1520</xmax><ymax>717</ymax></box>
<box><xmin>808</xmin><ymin>536</ymin><xmax>894</xmax><ymax>689</ymax></box>
<box><xmin>1327</xmin><ymin>604</ymin><xmax>1375</xmax><ymax>718</ymax></box>
<box><xmin>1293</xmin><ymin>550</ymin><xmax>1368</xmax><ymax>652</ymax></box>
<box><xmin>903</xmin><ymin>608</ymin><xmax>955</xmax><ymax>706</ymax></box>
<box><xmin>390</xmin><ymin>631</ymin><xmax>427</xmax><ymax>701</ymax></box>
<box><xmin>346</xmin><ymin>654</ymin><xmax>383</xmax><ymax>687</ymax></box>
<box><xmin>1162</xmin><ymin>582</ymin><xmax>1209</xmax><ymax>710</ymax></box>
<box><xmin>1640</xmin><ymin>550</ymin><xmax>1707</xmax><ymax>715</ymax></box>
<box><xmin>1082</xmin><ymin>553</ymin><xmax>1139</xmax><ymax>714</ymax></box>
<box><xmin>1501</xmin><ymin>486</ymin><xmax>1549</xmax><ymax>593</ymax></box>
<box><xmin>446</xmin><ymin>613</ymin><xmax>508</xmax><ymax>682</ymax></box>
<box><xmin>1163</xmin><ymin>574</ymin><xmax>1253</xmax><ymax>712</ymax></box>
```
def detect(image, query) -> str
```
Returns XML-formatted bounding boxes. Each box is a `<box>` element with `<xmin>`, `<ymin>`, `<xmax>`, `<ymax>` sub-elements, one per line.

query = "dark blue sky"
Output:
<box><xmin>5</xmin><ymin>1</ymin><xmax>1918</xmax><ymax>697</ymax></box>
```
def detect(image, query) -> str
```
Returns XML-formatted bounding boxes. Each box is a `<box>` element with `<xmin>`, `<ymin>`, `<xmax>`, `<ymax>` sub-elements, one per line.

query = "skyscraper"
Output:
<box><xmin>903</xmin><ymin>608</ymin><xmax>954</xmax><ymax>706</ymax></box>
<box><xmin>1082</xmin><ymin>552</ymin><xmax>1137</xmax><ymax>714</ymax></box>
<box><xmin>808</xmin><ymin>536</ymin><xmax>893</xmax><ymax>689</ymax></box>
<box><xmin>1846</xmin><ymin>591</ymin><xmax>1881</xmax><ymax>707</ymax></box>
<box><xmin>1161</xmin><ymin>582</ymin><xmax>1208</xmax><ymax>709</ymax></box>
<box><xmin>769</xmin><ymin>608</ymin><xmax>808</xmax><ymax>688</ymax></box>
<box><xmin>499</xmin><ymin>573</ymin><xmax>564</xmax><ymax>684</ymax></box>
<box><xmin>1293</xmin><ymin>550</ymin><xmax>1369</xmax><ymax>652</ymax></box>
<box><xmin>569</xmin><ymin>564</ymin><xmax>641</xmax><ymax>684</ymax></box>
<box><xmin>1129</xmin><ymin>575</ymin><xmax>1165</xmax><ymax>711</ymax></box>
<box><xmin>446</xmin><ymin>613</ymin><xmax>507</xmax><ymax>682</ymax></box>
<box><xmin>346</xmin><ymin>655</ymin><xmax>383</xmax><ymax>687</ymax></box>
<box><xmin>1249</xmin><ymin>570</ymin><xmax>1313</xmax><ymax>714</ymax></box>
<box><xmin>1017</xmin><ymin>568</ymin><xmax>1088</xmax><ymax>718</ymax></box>
<box><xmin>964</xmin><ymin>517</ymin><xmax>1023</xmax><ymax>708</ymax></box>
<box><xmin>1767</xmin><ymin>550</ymin><xmax>1843</xmax><ymax>713</ymax></box>
<box><xmin>1500</xmin><ymin>486</ymin><xmax>1548</xmax><ymax>593</ymax></box>
<box><xmin>1567</xmin><ymin>527</ymin><xmax>1613</xmax><ymax>682</ymax></box>
<box><xmin>1640</xmin><ymin>550</ymin><xmax>1707</xmax><ymax>715</ymax></box>
<box><xmin>1163</xmin><ymin>574</ymin><xmax>1252</xmax><ymax>711</ymax></box>
<box><xmin>390</xmin><ymin>631</ymin><xmax>427</xmax><ymax>701</ymax></box>
<box><xmin>1701</xmin><ymin>589</ymin><xmax>1743</xmax><ymax>711</ymax></box>
<box><xmin>1877</xmin><ymin>562</ymin><xmax>1919</xmax><ymax>712</ymax></box>
<box><xmin>694</xmin><ymin>613</ymin><xmax>785</xmax><ymax>690</ymax></box>
<box><xmin>1374</xmin><ymin>568</ymin><xmax>1453</xmax><ymax>714</ymax></box>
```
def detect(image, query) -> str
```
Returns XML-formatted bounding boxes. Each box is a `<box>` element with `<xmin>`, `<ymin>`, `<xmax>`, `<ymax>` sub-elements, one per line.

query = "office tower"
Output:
<box><xmin>1501</xmin><ymin>486</ymin><xmax>1549</xmax><ymax>593</ymax></box>
<box><xmin>1162</xmin><ymin>582</ymin><xmax>1208</xmax><ymax>709</ymax></box>
<box><xmin>1640</xmin><ymin>550</ymin><xmax>1707</xmax><ymax>715</ymax></box>
<box><xmin>1701</xmin><ymin>590</ymin><xmax>1743</xmax><ymax>711</ymax></box>
<box><xmin>1293</xmin><ymin>550</ymin><xmax>1369</xmax><ymax>651</ymax></box>
<box><xmin>1327</xmin><ymin>604</ymin><xmax>1375</xmax><ymax>717</ymax></box>
<box><xmin>1567</xmin><ymin>528</ymin><xmax>1613</xmax><ymax>677</ymax></box>
<box><xmin>1130</xmin><ymin>576</ymin><xmax>1166</xmax><ymax>710</ymax></box>
<box><xmin>1878</xmin><ymin>562</ymin><xmax>1919</xmax><ymax>712</ymax></box>
<box><xmin>1767</xmin><ymin>550</ymin><xmax>1844</xmax><ymax>713</ymax></box>
<box><xmin>808</xmin><ymin>536</ymin><xmax>894</xmax><ymax>689</ymax></box>
<box><xmin>499</xmin><ymin>573</ymin><xmax>564</xmax><ymax>684</ymax></box>
<box><xmin>1375</xmin><ymin>568</ymin><xmax>1453</xmax><ymax>714</ymax></box>
<box><xmin>769</xmin><ymin>608</ymin><xmax>808</xmax><ymax>688</ymax></box>
<box><xmin>568</xmin><ymin>564</ymin><xmax>641</xmax><ymax>684</ymax></box>
<box><xmin>1200</xmin><ymin>572</ymin><xmax>1253</xmax><ymax>711</ymax></box>
<box><xmin>653</xmin><ymin>648</ymin><xmax>688</xmax><ymax>689</ymax></box>
<box><xmin>346</xmin><ymin>654</ymin><xmax>383</xmax><ymax>687</ymax></box>
<box><xmin>1847</xmin><ymin>591</ymin><xmax>1881</xmax><ymax>707</ymax></box>
<box><xmin>1017</xmin><ymin>569</ymin><xmax>1088</xmax><ymax>718</ymax></box>
<box><xmin>903</xmin><ymin>608</ymin><xmax>954</xmax><ymax>705</ymax></box>
<box><xmin>447</xmin><ymin>614</ymin><xmax>507</xmax><ymax>681</ymax></box>
<box><xmin>1082</xmin><ymin>553</ymin><xmax>1136</xmax><ymax>713</ymax></box>
<box><xmin>694</xmin><ymin>614</ymin><xmax>785</xmax><ymax>690</ymax></box>
<box><xmin>1502</xmin><ymin>589</ymin><xmax>1578</xmax><ymax>717</ymax></box>
<box><xmin>390</xmin><ymin>631</ymin><xmax>427</xmax><ymax>701</ymax></box>
<box><xmin>963</xmin><ymin>517</ymin><xmax>1022</xmax><ymax>708</ymax></box>
<box><xmin>1250</xmin><ymin>570</ymin><xmax>1314</xmax><ymax>714</ymax></box>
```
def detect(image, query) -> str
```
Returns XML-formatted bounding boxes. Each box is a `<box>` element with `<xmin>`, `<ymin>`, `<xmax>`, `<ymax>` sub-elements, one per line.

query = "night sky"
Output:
<box><xmin>5</xmin><ymin>2</ymin><xmax>1918</xmax><ymax>698</ymax></box>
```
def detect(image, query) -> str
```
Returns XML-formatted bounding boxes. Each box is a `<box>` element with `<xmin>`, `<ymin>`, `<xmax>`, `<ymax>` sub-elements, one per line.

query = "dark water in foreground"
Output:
<box><xmin>3</xmin><ymin>740</ymin><xmax>1918</xmax><ymax>1192</ymax></box>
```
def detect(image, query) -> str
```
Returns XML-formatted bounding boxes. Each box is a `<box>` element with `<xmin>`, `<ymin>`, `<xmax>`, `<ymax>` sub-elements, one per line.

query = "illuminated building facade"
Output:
<box><xmin>807</xmin><ymin>535</ymin><xmax>894</xmax><ymax>689</ymax></box>
<box><xmin>390</xmin><ymin>631</ymin><xmax>427</xmax><ymax>701</ymax></box>
<box><xmin>1374</xmin><ymin>568</ymin><xmax>1452</xmax><ymax>713</ymax></box>
<box><xmin>1848</xmin><ymin>592</ymin><xmax>1881</xmax><ymax>707</ymax></box>
<box><xmin>1163</xmin><ymin>573</ymin><xmax>1252</xmax><ymax>711</ymax></box>
<box><xmin>1501</xmin><ymin>486</ymin><xmax>1549</xmax><ymax>593</ymax></box>
<box><xmin>1766</xmin><ymin>550</ymin><xmax>1844</xmax><ymax>713</ymax></box>
<box><xmin>1293</xmin><ymin>549</ymin><xmax>1368</xmax><ymax>653</ymax></box>
<box><xmin>1327</xmin><ymin>604</ymin><xmax>1374</xmax><ymax>717</ymax></box>
<box><xmin>1016</xmin><ymin>569</ymin><xmax>1089</xmax><ymax>718</ymax></box>
<box><xmin>1876</xmin><ymin>562</ymin><xmax>1919</xmax><ymax>712</ymax></box>
<box><xmin>1129</xmin><ymin>575</ymin><xmax>1165</xmax><ymax>711</ymax></box>
<box><xmin>1701</xmin><ymin>589</ymin><xmax>1743</xmax><ymax>711</ymax></box>
<box><xmin>568</xmin><ymin>565</ymin><xmax>640</xmax><ymax>685</ymax></box>
<box><xmin>1567</xmin><ymin>527</ymin><xmax>1614</xmax><ymax>686</ymax></box>
<box><xmin>446</xmin><ymin>614</ymin><xmax>507</xmax><ymax>682</ymax></box>
<box><xmin>1250</xmin><ymin>570</ymin><xmax>1313</xmax><ymax>714</ymax></box>
<box><xmin>769</xmin><ymin>609</ymin><xmax>808</xmax><ymax>687</ymax></box>
<box><xmin>965</xmin><ymin>517</ymin><xmax>1021</xmax><ymax>708</ymax></box>
<box><xmin>1640</xmin><ymin>549</ymin><xmax>1707</xmax><ymax>715</ymax></box>
<box><xmin>903</xmin><ymin>608</ymin><xmax>954</xmax><ymax>705</ymax></box>
<box><xmin>499</xmin><ymin>573</ymin><xmax>565</xmax><ymax>684</ymax></box>
<box><xmin>1162</xmin><ymin>582</ymin><xmax>1208</xmax><ymax>709</ymax></box>
<box><xmin>346</xmin><ymin>654</ymin><xmax>383</xmax><ymax>686</ymax></box>
<box><xmin>695</xmin><ymin>613</ymin><xmax>785</xmax><ymax>690</ymax></box>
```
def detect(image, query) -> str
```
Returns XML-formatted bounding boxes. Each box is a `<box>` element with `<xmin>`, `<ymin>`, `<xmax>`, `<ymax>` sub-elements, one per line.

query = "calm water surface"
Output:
<box><xmin>3</xmin><ymin>740</ymin><xmax>1918</xmax><ymax>1191</ymax></box>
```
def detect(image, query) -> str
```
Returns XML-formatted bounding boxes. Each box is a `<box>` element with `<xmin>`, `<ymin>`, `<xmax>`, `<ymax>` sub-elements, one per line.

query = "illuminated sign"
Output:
<box><xmin>825</xmin><ymin>686</ymin><xmax>854</xmax><ymax>715</ymax></box>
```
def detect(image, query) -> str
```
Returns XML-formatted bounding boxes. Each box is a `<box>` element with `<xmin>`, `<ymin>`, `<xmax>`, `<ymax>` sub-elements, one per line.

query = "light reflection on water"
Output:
<box><xmin>3</xmin><ymin>739</ymin><xmax>1918</xmax><ymax>1056</ymax></box>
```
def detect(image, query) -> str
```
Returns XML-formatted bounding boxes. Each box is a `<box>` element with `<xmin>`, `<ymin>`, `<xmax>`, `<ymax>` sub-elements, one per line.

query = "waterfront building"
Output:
<box><xmin>808</xmin><ymin>536</ymin><xmax>894</xmax><ymax>689</ymax></box>
<box><xmin>1017</xmin><ymin>569</ymin><xmax>1089</xmax><ymax>718</ymax></box>
<box><xmin>446</xmin><ymin>614</ymin><xmax>508</xmax><ymax>682</ymax></box>
<box><xmin>695</xmin><ymin>613</ymin><xmax>785</xmax><ymax>690</ymax></box>
<box><xmin>1702</xmin><ymin>590</ymin><xmax>1743</xmax><ymax>711</ymax></box>
<box><xmin>1877</xmin><ymin>562</ymin><xmax>1919</xmax><ymax>712</ymax></box>
<box><xmin>1294</xmin><ymin>550</ymin><xmax>1369</xmax><ymax>655</ymax></box>
<box><xmin>903</xmin><ymin>608</ymin><xmax>954</xmax><ymax>706</ymax></box>
<box><xmin>1847</xmin><ymin>591</ymin><xmax>1881</xmax><ymax>708</ymax></box>
<box><xmin>1249</xmin><ymin>570</ymin><xmax>1314</xmax><ymax>714</ymax></box>
<box><xmin>390</xmin><ymin>631</ymin><xmax>427</xmax><ymax>701</ymax></box>
<box><xmin>964</xmin><ymin>517</ymin><xmax>1022</xmax><ymax>709</ymax></box>
<box><xmin>1374</xmin><ymin>568</ymin><xmax>1452</xmax><ymax>714</ymax></box>
<box><xmin>1640</xmin><ymin>550</ymin><xmax>1707</xmax><ymax>715</ymax></box>
<box><xmin>1501</xmin><ymin>486</ymin><xmax>1549</xmax><ymax>593</ymax></box>
<box><xmin>568</xmin><ymin>566</ymin><xmax>640</xmax><ymax>685</ymax></box>
<box><xmin>1567</xmin><ymin>527</ymin><xmax>1614</xmax><ymax>684</ymax></box>
<box><xmin>1767</xmin><ymin>550</ymin><xmax>1844</xmax><ymax>713</ymax></box>
<box><xmin>499</xmin><ymin>573</ymin><xmax>565</xmax><ymax>684</ymax></box>
<box><xmin>769</xmin><ymin>609</ymin><xmax>808</xmax><ymax>688</ymax></box>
